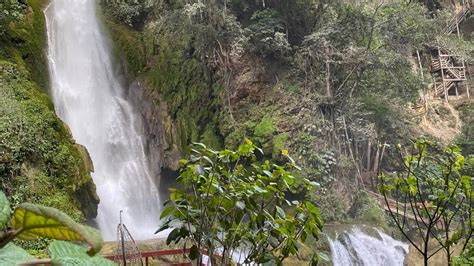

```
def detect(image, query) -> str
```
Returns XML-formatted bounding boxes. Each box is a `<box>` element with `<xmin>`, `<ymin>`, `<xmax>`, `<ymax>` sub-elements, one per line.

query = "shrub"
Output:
<box><xmin>350</xmin><ymin>191</ymin><xmax>386</xmax><ymax>228</ymax></box>
<box><xmin>158</xmin><ymin>140</ymin><xmax>323</xmax><ymax>265</ymax></box>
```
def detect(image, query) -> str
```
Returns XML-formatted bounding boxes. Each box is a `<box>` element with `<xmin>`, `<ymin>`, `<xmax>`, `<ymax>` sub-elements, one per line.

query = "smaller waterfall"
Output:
<box><xmin>328</xmin><ymin>227</ymin><xmax>408</xmax><ymax>266</ymax></box>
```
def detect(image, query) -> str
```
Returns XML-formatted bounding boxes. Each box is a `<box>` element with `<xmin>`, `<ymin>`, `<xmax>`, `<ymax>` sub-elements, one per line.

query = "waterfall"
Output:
<box><xmin>44</xmin><ymin>0</ymin><xmax>161</xmax><ymax>240</ymax></box>
<box><xmin>328</xmin><ymin>227</ymin><xmax>409</xmax><ymax>266</ymax></box>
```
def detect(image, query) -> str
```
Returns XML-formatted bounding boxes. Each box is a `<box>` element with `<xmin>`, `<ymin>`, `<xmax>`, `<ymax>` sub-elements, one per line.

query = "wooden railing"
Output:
<box><xmin>446</xmin><ymin>67</ymin><xmax>466</xmax><ymax>80</ymax></box>
<box><xmin>104</xmin><ymin>249</ymin><xmax>241</xmax><ymax>266</ymax></box>
<box><xmin>443</xmin><ymin>1</ymin><xmax>473</xmax><ymax>35</ymax></box>
<box><xmin>434</xmin><ymin>81</ymin><xmax>455</xmax><ymax>96</ymax></box>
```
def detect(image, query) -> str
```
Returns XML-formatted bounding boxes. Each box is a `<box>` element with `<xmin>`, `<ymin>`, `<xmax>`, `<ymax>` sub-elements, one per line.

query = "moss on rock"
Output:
<box><xmin>0</xmin><ymin>0</ymin><xmax>99</xmax><ymax>222</ymax></box>
<box><xmin>101</xmin><ymin>9</ymin><xmax>223</xmax><ymax>157</ymax></box>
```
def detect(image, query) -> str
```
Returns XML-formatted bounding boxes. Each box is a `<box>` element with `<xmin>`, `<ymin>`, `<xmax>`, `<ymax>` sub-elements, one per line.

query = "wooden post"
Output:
<box><xmin>342</xmin><ymin>116</ymin><xmax>364</xmax><ymax>188</ymax></box>
<box><xmin>416</xmin><ymin>50</ymin><xmax>428</xmax><ymax>109</ymax></box>
<box><xmin>120</xmin><ymin>211</ymin><xmax>127</xmax><ymax>266</ymax></box>
<box><xmin>366</xmin><ymin>141</ymin><xmax>371</xmax><ymax>171</ymax></box>
<box><xmin>326</xmin><ymin>47</ymin><xmax>331</xmax><ymax>97</ymax></box>
<box><xmin>431</xmin><ymin>54</ymin><xmax>437</xmax><ymax>101</ymax></box>
<box><xmin>466</xmin><ymin>63</ymin><xmax>471</xmax><ymax>98</ymax></box>
<box><xmin>440</xmin><ymin>49</ymin><xmax>448</xmax><ymax>101</ymax></box>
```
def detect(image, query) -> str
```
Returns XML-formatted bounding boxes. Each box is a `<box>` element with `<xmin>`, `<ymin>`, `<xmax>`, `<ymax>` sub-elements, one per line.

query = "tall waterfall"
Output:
<box><xmin>44</xmin><ymin>0</ymin><xmax>161</xmax><ymax>240</ymax></box>
<box><xmin>328</xmin><ymin>227</ymin><xmax>409</xmax><ymax>266</ymax></box>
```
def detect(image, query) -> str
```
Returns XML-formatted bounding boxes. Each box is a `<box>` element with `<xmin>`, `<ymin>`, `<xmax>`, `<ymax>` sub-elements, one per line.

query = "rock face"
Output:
<box><xmin>74</xmin><ymin>179</ymin><xmax>100</xmax><ymax>218</ymax></box>
<box><xmin>73</xmin><ymin>143</ymin><xmax>99</xmax><ymax>218</ymax></box>
<box><xmin>128</xmin><ymin>81</ymin><xmax>181</xmax><ymax>189</ymax></box>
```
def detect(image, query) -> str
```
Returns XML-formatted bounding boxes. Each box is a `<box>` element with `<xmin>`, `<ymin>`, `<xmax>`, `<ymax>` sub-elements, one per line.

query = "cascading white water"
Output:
<box><xmin>44</xmin><ymin>0</ymin><xmax>161</xmax><ymax>240</ymax></box>
<box><xmin>328</xmin><ymin>227</ymin><xmax>409</xmax><ymax>266</ymax></box>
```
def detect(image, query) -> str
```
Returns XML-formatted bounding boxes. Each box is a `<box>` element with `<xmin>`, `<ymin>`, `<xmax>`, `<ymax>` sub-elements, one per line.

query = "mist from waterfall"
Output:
<box><xmin>44</xmin><ymin>0</ymin><xmax>161</xmax><ymax>240</ymax></box>
<box><xmin>328</xmin><ymin>227</ymin><xmax>409</xmax><ymax>266</ymax></box>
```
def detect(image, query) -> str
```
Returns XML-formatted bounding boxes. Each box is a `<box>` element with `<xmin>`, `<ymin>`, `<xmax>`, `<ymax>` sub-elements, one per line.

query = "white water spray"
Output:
<box><xmin>328</xmin><ymin>227</ymin><xmax>409</xmax><ymax>266</ymax></box>
<box><xmin>45</xmin><ymin>0</ymin><xmax>160</xmax><ymax>240</ymax></box>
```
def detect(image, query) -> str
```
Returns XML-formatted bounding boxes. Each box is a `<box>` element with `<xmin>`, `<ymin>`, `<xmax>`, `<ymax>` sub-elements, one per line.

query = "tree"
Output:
<box><xmin>379</xmin><ymin>139</ymin><xmax>473</xmax><ymax>266</ymax></box>
<box><xmin>0</xmin><ymin>0</ymin><xmax>23</xmax><ymax>38</ymax></box>
<box><xmin>101</xmin><ymin>0</ymin><xmax>152</xmax><ymax>29</ymax></box>
<box><xmin>157</xmin><ymin>139</ymin><xmax>323</xmax><ymax>265</ymax></box>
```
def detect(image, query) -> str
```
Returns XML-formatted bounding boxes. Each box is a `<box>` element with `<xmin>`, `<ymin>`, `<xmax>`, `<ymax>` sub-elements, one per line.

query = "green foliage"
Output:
<box><xmin>10</xmin><ymin>204</ymin><xmax>103</xmax><ymax>255</ymax></box>
<box><xmin>104</xmin><ymin>0</ymin><xmax>473</xmax><ymax>242</ymax></box>
<box><xmin>201</xmin><ymin>125</ymin><xmax>223</xmax><ymax>149</ymax></box>
<box><xmin>48</xmin><ymin>241</ymin><xmax>114</xmax><ymax>265</ymax></box>
<box><xmin>0</xmin><ymin>243</ymin><xmax>35</xmax><ymax>265</ymax></box>
<box><xmin>0</xmin><ymin>192</ymin><xmax>10</xmax><ymax>229</ymax></box>
<box><xmin>246</xmin><ymin>9</ymin><xmax>289</xmax><ymax>57</ymax></box>
<box><xmin>437</xmin><ymin>35</ymin><xmax>474</xmax><ymax>64</ymax></box>
<box><xmin>453</xmin><ymin>239</ymin><xmax>474</xmax><ymax>266</ymax></box>
<box><xmin>13</xmin><ymin>237</ymin><xmax>50</xmax><ymax>256</ymax></box>
<box><xmin>0</xmin><ymin>191</ymin><xmax>107</xmax><ymax>264</ymax></box>
<box><xmin>102</xmin><ymin>0</ymin><xmax>152</xmax><ymax>29</ymax></box>
<box><xmin>0</xmin><ymin>0</ymin><xmax>24</xmax><ymax>38</ymax></box>
<box><xmin>308</xmin><ymin>188</ymin><xmax>347</xmax><ymax>223</ymax></box>
<box><xmin>379</xmin><ymin>140</ymin><xmax>474</xmax><ymax>265</ymax></box>
<box><xmin>379</xmin><ymin>3</ymin><xmax>437</xmax><ymax>50</ymax></box>
<box><xmin>0</xmin><ymin>0</ymin><xmax>98</xmax><ymax>222</ymax></box>
<box><xmin>350</xmin><ymin>191</ymin><xmax>386</xmax><ymax>228</ymax></box>
<box><xmin>272</xmin><ymin>133</ymin><xmax>289</xmax><ymax>158</ymax></box>
<box><xmin>254</xmin><ymin>115</ymin><xmax>276</xmax><ymax>142</ymax></box>
<box><xmin>158</xmin><ymin>140</ymin><xmax>323</xmax><ymax>265</ymax></box>
<box><xmin>456</xmin><ymin>103</ymin><xmax>474</xmax><ymax>155</ymax></box>
<box><xmin>0</xmin><ymin>60</ymin><xmax>98</xmax><ymax>220</ymax></box>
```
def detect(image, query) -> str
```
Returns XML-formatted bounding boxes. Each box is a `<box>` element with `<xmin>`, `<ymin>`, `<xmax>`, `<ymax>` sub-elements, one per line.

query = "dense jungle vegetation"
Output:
<box><xmin>101</xmin><ymin>0</ymin><xmax>474</xmax><ymax>222</ymax></box>
<box><xmin>0</xmin><ymin>0</ymin><xmax>473</xmax><ymax>264</ymax></box>
<box><xmin>100</xmin><ymin>0</ymin><xmax>474</xmax><ymax>263</ymax></box>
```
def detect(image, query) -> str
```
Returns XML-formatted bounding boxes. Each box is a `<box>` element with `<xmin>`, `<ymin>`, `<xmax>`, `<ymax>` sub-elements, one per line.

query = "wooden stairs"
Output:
<box><xmin>430</xmin><ymin>1</ymin><xmax>472</xmax><ymax>101</ymax></box>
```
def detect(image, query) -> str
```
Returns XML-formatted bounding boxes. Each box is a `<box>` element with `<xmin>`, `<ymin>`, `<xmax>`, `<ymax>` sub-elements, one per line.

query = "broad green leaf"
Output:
<box><xmin>0</xmin><ymin>243</ymin><xmax>34</xmax><ymax>265</ymax></box>
<box><xmin>51</xmin><ymin>257</ymin><xmax>115</xmax><ymax>266</ymax></box>
<box><xmin>167</xmin><ymin>228</ymin><xmax>180</xmax><ymax>245</ymax></box>
<box><xmin>48</xmin><ymin>241</ymin><xmax>114</xmax><ymax>266</ymax></box>
<box><xmin>160</xmin><ymin>205</ymin><xmax>175</xmax><ymax>219</ymax></box>
<box><xmin>305</xmin><ymin>201</ymin><xmax>319</xmax><ymax>215</ymax></box>
<box><xmin>0</xmin><ymin>192</ymin><xmax>10</xmax><ymax>229</ymax></box>
<box><xmin>11</xmin><ymin>203</ymin><xmax>103</xmax><ymax>255</ymax></box>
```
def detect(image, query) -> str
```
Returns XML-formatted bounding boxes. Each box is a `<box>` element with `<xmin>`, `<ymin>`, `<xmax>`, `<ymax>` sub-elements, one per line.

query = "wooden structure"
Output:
<box><xmin>430</xmin><ymin>1</ymin><xmax>472</xmax><ymax>101</ymax></box>
<box><xmin>104</xmin><ymin>248</ymin><xmax>242</xmax><ymax>266</ymax></box>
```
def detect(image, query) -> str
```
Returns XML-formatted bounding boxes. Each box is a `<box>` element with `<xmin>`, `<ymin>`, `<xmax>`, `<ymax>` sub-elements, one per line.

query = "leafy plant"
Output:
<box><xmin>246</xmin><ymin>9</ymin><xmax>290</xmax><ymax>57</ymax></box>
<box><xmin>453</xmin><ymin>239</ymin><xmax>474</xmax><ymax>266</ymax></box>
<box><xmin>379</xmin><ymin>140</ymin><xmax>473</xmax><ymax>266</ymax></box>
<box><xmin>157</xmin><ymin>139</ymin><xmax>323</xmax><ymax>265</ymax></box>
<box><xmin>0</xmin><ymin>191</ymin><xmax>111</xmax><ymax>265</ymax></box>
<box><xmin>350</xmin><ymin>191</ymin><xmax>386</xmax><ymax>228</ymax></box>
<box><xmin>102</xmin><ymin>0</ymin><xmax>152</xmax><ymax>29</ymax></box>
<box><xmin>0</xmin><ymin>0</ymin><xmax>24</xmax><ymax>38</ymax></box>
